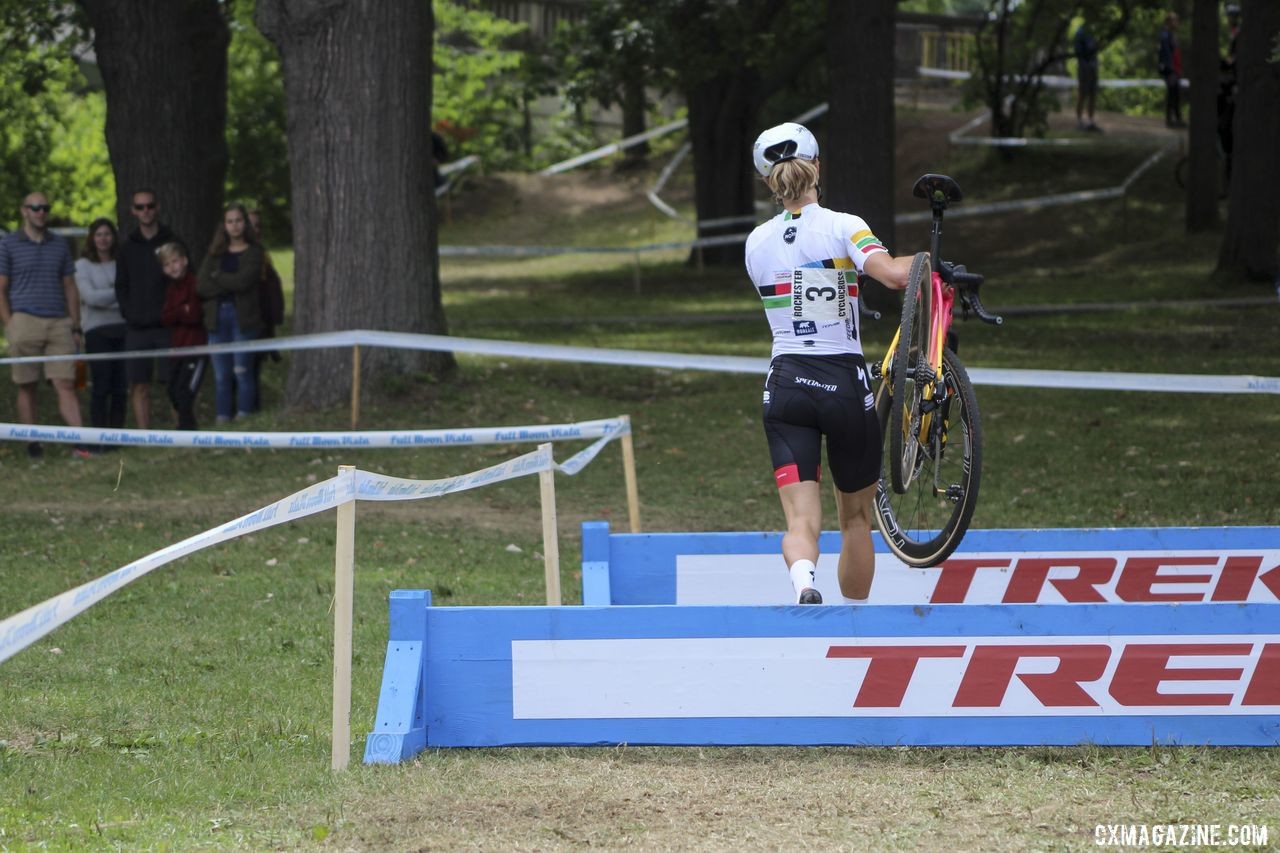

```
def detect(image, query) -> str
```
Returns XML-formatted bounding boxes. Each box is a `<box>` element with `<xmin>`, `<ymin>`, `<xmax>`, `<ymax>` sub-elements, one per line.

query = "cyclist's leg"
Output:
<box><xmin>779</xmin><ymin>481</ymin><xmax>821</xmax><ymax>568</ymax></box>
<box><xmin>835</xmin><ymin>483</ymin><xmax>876</xmax><ymax>600</ymax></box>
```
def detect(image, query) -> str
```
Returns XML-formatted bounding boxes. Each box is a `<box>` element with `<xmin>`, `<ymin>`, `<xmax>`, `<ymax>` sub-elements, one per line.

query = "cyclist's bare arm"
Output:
<box><xmin>863</xmin><ymin>252</ymin><xmax>914</xmax><ymax>290</ymax></box>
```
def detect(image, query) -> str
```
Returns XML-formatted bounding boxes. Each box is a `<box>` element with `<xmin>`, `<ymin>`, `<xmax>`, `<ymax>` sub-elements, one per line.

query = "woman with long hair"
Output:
<box><xmin>74</xmin><ymin>217</ymin><xmax>128</xmax><ymax>434</ymax></box>
<box><xmin>196</xmin><ymin>202</ymin><xmax>263</xmax><ymax>422</ymax></box>
<box><xmin>745</xmin><ymin>123</ymin><xmax>915</xmax><ymax>605</ymax></box>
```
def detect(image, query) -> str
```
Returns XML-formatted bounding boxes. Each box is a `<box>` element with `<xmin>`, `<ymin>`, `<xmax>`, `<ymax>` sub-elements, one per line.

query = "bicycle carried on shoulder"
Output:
<box><xmin>871</xmin><ymin>174</ymin><xmax>1003</xmax><ymax>567</ymax></box>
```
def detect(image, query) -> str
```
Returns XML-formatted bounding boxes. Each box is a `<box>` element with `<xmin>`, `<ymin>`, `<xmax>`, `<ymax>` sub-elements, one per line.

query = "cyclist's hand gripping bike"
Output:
<box><xmin>870</xmin><ymin>173</ymin><xmax>1003</xmax><ymax>567</ymax></box>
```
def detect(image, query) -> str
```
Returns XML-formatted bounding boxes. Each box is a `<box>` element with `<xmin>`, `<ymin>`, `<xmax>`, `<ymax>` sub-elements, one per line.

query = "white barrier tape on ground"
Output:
<box><xmin>0</xmin><ymin>473</ymin><xmax>350</xmax><ymax>666</ymax></box>
<box><xmin>0</xmin><ymin>437</ymin><xmax>619</xmax><ymax>666</ymax></box>
<box><xmin>0</xmin><ymin>415</ymin><xmax>629</xmax><ymax>450</ymax></box>
<box><xmin>541</xmin><ymin>118</ymin><xmax>690</xmax><ymax>176</ymax></box>
<box><xmin>3</xmin><ymin>329</ymin><xmax>1274</xmax><ymax>395</ymax></box>
<box><xmin>0</xmin><ymin>330</ymin><xmax>363</xmax><ymax>366</ymax></box>
<box><xmin>436</xmin><ymin>155</ymin><xmax>480</xmax><ymax>198</ymax></box>
<box><xmin>918</xmin><ymin>66</ymin><xmax>1188</xmax><ymax>89</ymax></box>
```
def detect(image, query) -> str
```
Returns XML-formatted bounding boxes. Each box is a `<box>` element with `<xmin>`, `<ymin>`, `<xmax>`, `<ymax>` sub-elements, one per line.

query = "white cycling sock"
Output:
<box><xmin>789</xmin><ymin>560</ymin><xmax>817</xmax><ymax>598</ymax></box>
<box><xmin>843</xmin><ymin>595</ymin><xmax>868</xmax><ymax>605</ymax></box>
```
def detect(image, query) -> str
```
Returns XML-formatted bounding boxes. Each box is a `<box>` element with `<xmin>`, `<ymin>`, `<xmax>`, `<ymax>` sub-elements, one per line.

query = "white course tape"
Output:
<box><xmin>0</xmin><ymin>415</ymin><xmax>629</xmax><ymax>450</ymax></box>
<box><xmin>541</xmin><ymin>118</ymin><xmax>690</xmax><ymax>176</ymax></box>
<box><xmin>918</xmin><ymin>66</ymin><xmax>1189</xmax><ymax>89</ymax></box>
<box><xmin>0</xmin><ymin>473</ymin><xmax>350</xmax><ymax>666</ymax></box>
<box><xmin>436</xmin><ymin>155</ymin><xmax>480</xmax><ymax>199</ymax></box>
<box><xmin>2</xmin><ymin>329</ymin><xmax>1275</xmax><ymax>395</ymax></box>
<box><xmin>0</xmin><ymin>436</ymin><xmax>620</xmax><ymax>666</ymax></box>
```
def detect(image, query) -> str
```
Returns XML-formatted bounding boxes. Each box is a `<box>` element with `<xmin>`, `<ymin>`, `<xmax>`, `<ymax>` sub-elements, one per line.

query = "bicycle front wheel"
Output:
<box><xmin>889</xmin><ymin>252</ymin><xmax>933</xmax><ymax>494</ymax></box>
<box><xmin>874</xmin><ymin>346</ymin><xmax>982</xmax><ymax>568</ymax></box>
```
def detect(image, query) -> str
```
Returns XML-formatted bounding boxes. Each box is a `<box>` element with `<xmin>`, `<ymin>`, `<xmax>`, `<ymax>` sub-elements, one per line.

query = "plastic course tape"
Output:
<box><xmin>0</xmin><ymin>330</ymin><xmax>1275</xmax><ymax>396</ymax></box>
<box><xmin>0</xmin><ymin>415</ymin><xmax>629</xmax><ymax>451</ymax></box>
<box><xmin>0</xmin><ymin>434</ymin><xmax>618</xmax><ymax>666</ymax></box>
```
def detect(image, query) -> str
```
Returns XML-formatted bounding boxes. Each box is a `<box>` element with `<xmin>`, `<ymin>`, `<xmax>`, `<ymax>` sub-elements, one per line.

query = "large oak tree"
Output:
<box><xmin>78</xmin><ymin>0</ymin><xmax>228</xmax><ymax>266</ymax></box>
<box><xmin>257</xmin><ymin>0</ymin><xmax>452</xmax><ymax>408</ymax></box>
<box><xmin>1217</xmin><ymin>0</ymin><xmax>1280</xmax><ymax>280</ymax></box>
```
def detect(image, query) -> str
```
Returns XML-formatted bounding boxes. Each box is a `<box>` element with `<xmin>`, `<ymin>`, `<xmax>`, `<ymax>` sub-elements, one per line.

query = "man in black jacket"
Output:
<box><xmin>115</xmin><ymin>188</ymin><xmax>178</xmax><ymax>429</ymax></box>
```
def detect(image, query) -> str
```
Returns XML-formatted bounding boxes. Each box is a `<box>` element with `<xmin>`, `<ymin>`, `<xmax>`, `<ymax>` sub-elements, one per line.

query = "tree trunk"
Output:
<box><xmin>79</xmin><ymin>0</ymin><xmax>228</xmax><ymax>269</ymax></box>
<box><xmin>1185</xmin><ymin>0</ymin><xmax>1220</xmax><ymax>232</ymax></box>
<box><xmin>1217</xmin><ymin>0</ymin><xmax>1280</xmax><ymax>280</ymax></box>
<box><xmin>619</xmin><ymin>73</ymin><xmax>648</xmax><ymax>169</ymax></box>
<box><xmin>686</xmin><ymin>72</ymin><xmax>759</xmax><ymax>267</ymax></box>
<box><xmin>257</xmin><ymin>0</ymin><xmax>452</xmax><ymax>409</ymax></box>
<box><xmin>826</xmin><ymin>0</ymin><xmax>897</xmax><ymax>312</ymax></box>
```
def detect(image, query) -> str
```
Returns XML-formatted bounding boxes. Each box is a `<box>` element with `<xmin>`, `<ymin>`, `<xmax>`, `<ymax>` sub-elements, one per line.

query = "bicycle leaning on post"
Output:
<box><xmin>870</xmin><ymin>174</ymin><xmax>1003</xmax><ymax>567</ymax></box>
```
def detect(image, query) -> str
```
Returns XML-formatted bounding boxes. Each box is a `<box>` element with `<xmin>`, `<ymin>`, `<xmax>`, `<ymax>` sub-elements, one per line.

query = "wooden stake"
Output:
<box><xmin>332</xmin><ymin>465</ymin><xmax>356</xmax><ymax>771</ymax></box>
<box><xmin>350</xmin><ymin>345</ymin><xmax>362</xmax><ymax>430</ymax></box>
<box><xmin>538</xmin><ymin>443</ymin><xmax>561</xmax><ymax>606</ymax></box>
<box><xmin>620</xmin><ymin>416</ymin><xmax>641</xmax><ymax>533</ymax></box>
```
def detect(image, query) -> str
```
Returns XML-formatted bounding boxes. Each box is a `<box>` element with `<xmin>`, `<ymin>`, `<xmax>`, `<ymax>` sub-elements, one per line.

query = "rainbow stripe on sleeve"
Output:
<box><xmin>850</xmin><ymin>229</ymin><xmax>887</xmax><ymax>255</ymax></box>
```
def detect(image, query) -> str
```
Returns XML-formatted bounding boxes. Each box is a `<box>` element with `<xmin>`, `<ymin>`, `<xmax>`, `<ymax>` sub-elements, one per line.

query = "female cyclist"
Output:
<box><xmin>745</xmin><ymin>122</ymin><xmax>913</xmax><ymax>604</ymax></box>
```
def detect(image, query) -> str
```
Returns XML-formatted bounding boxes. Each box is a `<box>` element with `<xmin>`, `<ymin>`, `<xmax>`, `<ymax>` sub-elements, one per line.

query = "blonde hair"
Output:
<box><xmin>155</xmin><ymin>241</ymin><xmax>188</xmax><ymax>265</ymax></box>
<box><xmin>764</xmin><ymin>158</ymin><xmax>819</xmax><ymax>204</ymax></box>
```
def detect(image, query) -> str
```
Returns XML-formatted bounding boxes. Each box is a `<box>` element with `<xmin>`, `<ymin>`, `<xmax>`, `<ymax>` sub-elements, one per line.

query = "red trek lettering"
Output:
<box><xmin>1211</xmin><ymin>556</ymin><xmax>1264</xmax><ymax>601</ymax></box>
<box><xmin>930</xmin><ymin>559</ymin><xmax>1010</xmax><ymax>604</ymax></box>
<box><xmin>1115</xmin><ymin>556</ymin><xmax>1217</xmax><ymax>602</ymax></box>
<box><xmin>826</xmin><ymin>644</ymin><xmax>966</xmax><ymax>707</ymax></box>
<box><xmin>1109</xmin><ymin>643</ymin><xmax>1251</xmax><ymax>706</ymax></box>
<box><xmin>1002</xmin><ymin>558</ymin><xmax>1116</xmax><ymax>603</ymax></box>
<box><xmin>952</xmin><ymin>644</ymin><xmax>1110</xmax><ymax>707</ymax></box>
<box><xmin>1243</xmin><ymin>643</ymin><xmax>1280</xmax><ymax>706</ymax></box>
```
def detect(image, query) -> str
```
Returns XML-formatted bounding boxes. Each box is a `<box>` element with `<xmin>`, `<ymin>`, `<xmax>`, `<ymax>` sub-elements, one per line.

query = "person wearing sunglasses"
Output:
<box><xmin>115</xmin><ymin>188</ymin><xmax>180</xmax><ymax>430</ymax></box>
<box><xmin>0</xmin><ymin>192</ymin><xmax>90</xmax><ymax>459</ymax></box>
<box><xmin>745</xmin><ymin>123</ymin><xmax>915</xmax><ymax>606</ymax></box>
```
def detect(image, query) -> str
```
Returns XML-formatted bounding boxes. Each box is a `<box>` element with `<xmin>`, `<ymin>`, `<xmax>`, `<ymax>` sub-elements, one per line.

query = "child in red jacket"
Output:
<box><xmin>158</xmin><ymin>242</ymin><xmax>207</xmax><ymax>430</ymax></box>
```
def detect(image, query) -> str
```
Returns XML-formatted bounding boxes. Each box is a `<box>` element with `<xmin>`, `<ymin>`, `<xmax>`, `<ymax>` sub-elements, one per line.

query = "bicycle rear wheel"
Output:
<box><xmin>874</xmin><ymin>346</ymin><xmax>982</xmax><ymax>568</ymax></box>
<box><xmin>889</xmin><ymin>252</ymin><xmax>933</xmax><ymax>494</ymax></box>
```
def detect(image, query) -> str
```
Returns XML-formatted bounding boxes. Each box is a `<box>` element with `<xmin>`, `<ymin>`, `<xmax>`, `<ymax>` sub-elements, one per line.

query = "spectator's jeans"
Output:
<box><xmin>85</xmin><ymin>323</ymin><xmax>128</xmax><ymax>428</ymax></box>
<box><xmin>207</xmin><ymin>301</ymin><xmax>259</xmax><ymax>420</ymax></box>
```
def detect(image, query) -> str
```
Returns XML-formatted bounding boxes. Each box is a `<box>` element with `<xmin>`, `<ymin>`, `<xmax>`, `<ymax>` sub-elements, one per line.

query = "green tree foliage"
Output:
<box><xmin>225</xmin><ymin>0</ymin><xmax>290</xmax><ymax>245</ymax></box>
<box><xmin>966</xmin><ymin>0</ymin><xmax>1161</xmax><ymax>139</ymax></box>
<box><xmin>0</xmin><ymin>2</ymin><xmax>112</xmax><ymax>230</ymax></box>
<box><xmin>433</xmin><ymin>0</ymin><xmax>530</xmax><ymax>170</ymax></box>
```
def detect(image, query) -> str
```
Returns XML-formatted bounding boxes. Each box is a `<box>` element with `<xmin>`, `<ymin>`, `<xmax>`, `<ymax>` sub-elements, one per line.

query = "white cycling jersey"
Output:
<box><xmin>744</xmin><ymin>202</ymin><xmax>888</xmax><ymax>359</ymax></box>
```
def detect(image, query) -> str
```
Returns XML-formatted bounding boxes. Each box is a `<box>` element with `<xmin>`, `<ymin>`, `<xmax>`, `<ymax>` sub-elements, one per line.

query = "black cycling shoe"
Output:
<box><xmin>798</xmin><ymin>588</ymin><xmax>822</xmax><ymax>605</ymax></box>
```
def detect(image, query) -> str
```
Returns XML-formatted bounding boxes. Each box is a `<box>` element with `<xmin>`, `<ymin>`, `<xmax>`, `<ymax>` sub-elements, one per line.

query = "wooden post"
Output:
<box><xmin>538</xmin><ymin>443</ymin><xmax>561</xmax><ymax>606</ymax></box>
<box><xmin>350</xmin><ymin>346</ymin><xmax>362</xmax><ymax>430</ymax></box>
<box><xmin>620</xmin><ymin>416</ymin><xmax>641</xmax><ymax>533</ymax></box>
<box><xmin>332</xmin><ymin>465</ymin><xmax>356</xmax><ymax>771</ymax></box>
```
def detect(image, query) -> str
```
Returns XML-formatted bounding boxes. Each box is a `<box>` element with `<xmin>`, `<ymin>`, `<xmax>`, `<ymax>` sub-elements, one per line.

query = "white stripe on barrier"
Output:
<box><xmin>2</xmin><ymin>329</ymin><xmax>1275</xmax><ymax>395</ymax></box>
<box><xmin>0</xmin><ymin>415</ymin><xmax>629</xmax><ymax>450</ymax></box>
<box><xmin>0</xmin><ymin>435</ymin><xmax>621</xmax><ymax>666</ymax></box>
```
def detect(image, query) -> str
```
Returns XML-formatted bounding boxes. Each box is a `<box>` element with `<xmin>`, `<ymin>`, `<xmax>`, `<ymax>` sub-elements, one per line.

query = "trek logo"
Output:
<box><xmin>793</xmin><ymin>320</ymin><xmax>817</xmax><ymax>336</ymax></box>
<box><xmin>925</xmin><ymin>554</ymin><xmax>1280</xmax><ymax>604</ymax></box>
<box><xmin>783</xmin><ymin>226</ymin><xmax>797</xmax><ymax>244</ymax></box>
<box><xmin>825</xmin><ymin>637</ymin><xmax>1280</xmax><ymax>712</ymax></box>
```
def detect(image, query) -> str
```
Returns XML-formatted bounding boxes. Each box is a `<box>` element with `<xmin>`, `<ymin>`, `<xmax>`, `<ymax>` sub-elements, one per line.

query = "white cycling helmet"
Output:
<box><xmin>752</xmin><ymin>122</ymin><xmax>819</xmax><ymax>178</ymax></box>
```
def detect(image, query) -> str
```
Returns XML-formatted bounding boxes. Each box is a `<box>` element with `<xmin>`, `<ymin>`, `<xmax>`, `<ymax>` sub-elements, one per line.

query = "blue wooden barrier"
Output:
<box><xmin>364</xmin><ymin>593</ymin><xmax>1280</xmax><ymax>761</ymax></box>
<box><xmin>580</xmin><ymin>523</ymin><xmax>1280</xmax><ymax>606</ymax></box>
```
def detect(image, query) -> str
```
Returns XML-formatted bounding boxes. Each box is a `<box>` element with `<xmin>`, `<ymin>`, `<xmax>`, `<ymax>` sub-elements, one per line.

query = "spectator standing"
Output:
<box><xmin>1158</xmin><ymin>12</ymin><xmax>1185</xmax><ymax>128</ymax></box>
<box><xmin>0</xmin><ymin>192</ymin><xmax>89</xmax><ymax>459</ymax></box>
<box><xmin>115</xmin><ymin>189</ymin><xmax>178</xmax><ymax>429</ymax></box>
<box><xmin>1074</xmin><ymin>21</ymin><xmax>1101</xmax><ymax>131</ymax></box>
<box><xmin>75</xmin><ymin>217</ymin><xmax>128</xmax><ymax>438</ymax></box>
<box><xmin>197</xmin><ymin>203</ymin><xmax>263</xmax><ymax>423</ymax></box>
<box><xmin>247</xmin><ymin>207</ymin><xmax>285</xmax><ymax>412</ymax></box>
<box><xmin>157</xmin><ymin>242</ymin><xmax>206</xmax><ymax>431</ymax></box>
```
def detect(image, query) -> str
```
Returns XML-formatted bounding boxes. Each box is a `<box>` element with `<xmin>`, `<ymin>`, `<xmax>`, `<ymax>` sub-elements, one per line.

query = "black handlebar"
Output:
<box><xmin>941</xmin><ymin>262</ymin><xmax>1003</xmax><ymax>326</ymax></box>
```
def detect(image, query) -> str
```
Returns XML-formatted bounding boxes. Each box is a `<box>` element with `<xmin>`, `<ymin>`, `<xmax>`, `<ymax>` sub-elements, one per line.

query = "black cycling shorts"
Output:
<box><xmin>762</xmin><ymin>353</ymin><xmax>881</xmax><ymax>493</ymax></box>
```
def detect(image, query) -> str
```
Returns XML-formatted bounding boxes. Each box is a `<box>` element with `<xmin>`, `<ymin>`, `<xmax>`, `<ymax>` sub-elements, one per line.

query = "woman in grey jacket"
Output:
<box><xmin>196</xmin><ymin>203</ymin><xmax>264</xmax><ymax>422</ymax></box>
<box><xmin>74</xmin><ymin>218</ymin><xmax>127</xmax><ymax>432</ymax></box>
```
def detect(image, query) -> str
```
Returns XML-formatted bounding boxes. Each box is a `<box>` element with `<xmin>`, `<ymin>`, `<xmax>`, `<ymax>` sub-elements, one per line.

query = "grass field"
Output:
<box><xmin>2</xmin><ymin>104</ymin><xmax>1279</xmax><ymax>850</ymax></box>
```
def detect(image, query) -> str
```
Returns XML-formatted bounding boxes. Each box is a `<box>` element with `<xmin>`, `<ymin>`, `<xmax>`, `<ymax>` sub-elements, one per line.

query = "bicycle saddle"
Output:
<box><xmin>912</xmin><ymin>174</ymin><xmax>964</xmax><ymax>209</ymax></box>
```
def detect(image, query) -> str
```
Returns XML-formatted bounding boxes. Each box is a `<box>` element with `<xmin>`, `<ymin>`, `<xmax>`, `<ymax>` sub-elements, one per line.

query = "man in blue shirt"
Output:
<box><xmin>0</xmin><ymin>192</ymin><xmax>88</xmax><ymax>459</ymax></box>
<box><xmin>1074</xmin><ymin>21</ymin><xmax>1101</xmax><ymax>132</ymax></box>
